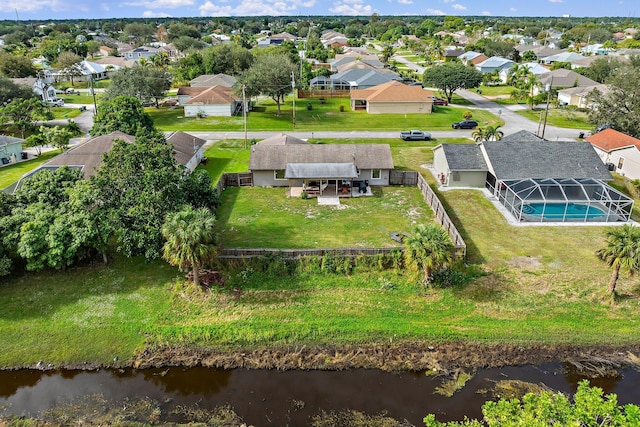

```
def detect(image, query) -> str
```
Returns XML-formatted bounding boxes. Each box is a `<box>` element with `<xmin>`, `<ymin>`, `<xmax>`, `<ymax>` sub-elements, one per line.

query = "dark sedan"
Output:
<box><xmin>452</xmin><ymin>120</ymin><xmax>479</xmax><ymax>129</ymax></box>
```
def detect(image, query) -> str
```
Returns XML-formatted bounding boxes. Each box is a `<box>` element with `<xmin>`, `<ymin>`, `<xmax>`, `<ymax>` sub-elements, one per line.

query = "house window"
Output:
<box><xmin>274</xmin><ymin>170</ymin><xmax>286</xmax><ymax>180</ymax></box>
<box><xmin>371</xmin><ymin>169</ymin><xmax>381</xmax><ymax>179</ymax></box>
<box><xmin>452</xmin><ymin>172</ymin><xmax>460</xmax><ymax>181</ymax></box>
<box><xmin>618</xmin><ymin>157</ymin><xmax>625</xmax><ymax>170</ymax></box>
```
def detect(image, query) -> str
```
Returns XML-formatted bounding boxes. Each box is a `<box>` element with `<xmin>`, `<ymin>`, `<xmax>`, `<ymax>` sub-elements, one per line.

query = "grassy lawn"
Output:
<box><xmin>478</xmin><ymin>85</ymin><xmax>516</xmax><ymax>96</ymax></box>
<box><xmin>215</xmin><ymin>186</ymin><xmax>432</xmax><ymax>248</ymax></box>
<box><xmin>199</xmin><ymin>139</ymin><xmax>251</xmax><ymax>183</ymax></box>
<box><xmin>50</xmin><ymin>107</ymin><xmax>83</xmax><ymax>120</ymax></box>
<box><xmin>0</xmin><ymin>151</ymin><xmax>61</xmax><ymax>190</ymax></box>
<box><xmin>515</xmin><ymin>107</ymin><xmax>591</xmax><ymax>130</ymax></box>
<box><xmin>2</xmin><ymin>136</ymin><xmax>640</xmax><ymax>367</ymax></box>
<box><xmin>148</xmin><ymin>97</ymin><xmax>501</xmax><ymax>132</ymax></box>
<box><xmin>61</xmin><ymin>94</ymin><xmax>100</xmax><ymax>105</ymax></box>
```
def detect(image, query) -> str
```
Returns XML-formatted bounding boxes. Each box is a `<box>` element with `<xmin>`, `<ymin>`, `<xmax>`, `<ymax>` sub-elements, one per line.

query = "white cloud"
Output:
<box><xmin>122</xmin><ymin>0</ymin><xmax>194</xmax><ymax>8</ymax></box>
<box><xmin>1</xmin><ymin>0</ymin><xmax>77</xmax><ymax>13</ymax></box>
<box><xmin>452</xmin><ymin>3</ymin><xmax>466</xmax><ymax>10</ymax></box>
<box><xmin>398</xmin><ymin>0</ymin><xmax>413</xmax><ymax>4</ymax></box>
<box><xmin>101</xmin><ymin>3</ymin><xmax>111</xmax><ymax>11</ymax></box>
<box><xmin>199</xmin><ymin>0</ymin><xmax>316</xmax><ymax>16</ymax></box>
<box><xmin>481</xmin><ymin>10</ymin><xmax>491</xmax><ymax>15</ymax></box>
<box><xmin>549</xmin><ymin>0</ymin><xmax>563</xmax><ymax>3</ymax></box>
<box><xmin>142</xmin><ymin>9</ymin><xmax>173</xmax><ymax>16</ymax></box>
<box><xmin>329</xmin><ymin>0</ymin><xmax>372</xmax><ymax>15</ymax></box>
<box><xmin>510</xmin><ymin>7</ymin><xmax>517</xmax><ymax>12</ymax></box>
<box><xmin>426</xmin><ymin>8</ymin><xmax>445</xmax><ymax>15</ymax></box>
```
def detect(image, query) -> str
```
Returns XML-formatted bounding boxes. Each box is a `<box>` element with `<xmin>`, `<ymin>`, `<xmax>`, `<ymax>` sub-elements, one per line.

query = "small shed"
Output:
<box><xmin>0</xmin><ymin>135</ymin><xmax>25</xmax><ymax>165</ymax></box>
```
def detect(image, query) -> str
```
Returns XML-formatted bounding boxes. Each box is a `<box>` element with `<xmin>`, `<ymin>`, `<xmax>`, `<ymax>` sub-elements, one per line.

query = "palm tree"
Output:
<box><xmin>596</xmin><ymin>224</ymin><xmax>640</xmax><ymax>295</ymax></box>
<box><xmin>472</xmin><ymin>125</ymin><xmax>503</xmax><ymax>142</ymax></box>
<box><xmin>404</xmin><ymin>224</ymin><xmax>455</xmax><ymax>285</ymax></box>
<box><xmin>162</xmin><ymin>205</ymin><xmax>218</xmax><ymax>289</ymax></box>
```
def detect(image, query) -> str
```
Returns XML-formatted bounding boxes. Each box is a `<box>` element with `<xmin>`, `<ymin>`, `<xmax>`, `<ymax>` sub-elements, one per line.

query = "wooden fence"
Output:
<box><xmin>219</xmin><ymin>247</ymin><xmax>401</xmax><ymax>259</ymax></box>
<box><xmin>390</xmin><ymin>171</ymin><xmax>419</xmax><ymax>186</ymax></box>
<box><xmin>215</xmin><ymin>172</ymin><xmax>253</xmax><ymax>196</ymax></box>
<box><xmin>417</xmin><ymin>174</ymin><xmax>467</xmax><ymax>257</ymax></box>
<box><xmin>297</xmin><ymin>89</ymin><xmax>351</xmax><ymax>99</ymax></box>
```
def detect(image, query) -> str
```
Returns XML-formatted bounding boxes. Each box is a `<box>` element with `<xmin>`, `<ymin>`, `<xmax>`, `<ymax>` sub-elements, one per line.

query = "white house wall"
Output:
<box><xmin>367</xmin><ymin>102</ymin><xmax>432</xmax><ymax>114</ymax></box>
<box><xmin>184</xmin><ymin>104</ymin><xmax>233</xmax><ymax>117</ymax></box>
<box><xmin>593</xmin><ymin>146</ymin><xmax>640</xmax><ymax>180</ymax></box>
<box><xmin>251</xmin><ymin>169</ymin><xmax>391</xmax><ymax>187</ymax></box>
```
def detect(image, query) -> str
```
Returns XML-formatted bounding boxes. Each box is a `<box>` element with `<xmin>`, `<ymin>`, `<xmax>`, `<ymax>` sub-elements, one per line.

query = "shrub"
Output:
<box><xmin>462</xmin><ymin>110</ymin><xmax>473</xmax><ymax>120</ymax></box>
<box><xmin>339</xmin><ymin>105</ymin><xmax>345</xmax><ymax>112</ymax></box>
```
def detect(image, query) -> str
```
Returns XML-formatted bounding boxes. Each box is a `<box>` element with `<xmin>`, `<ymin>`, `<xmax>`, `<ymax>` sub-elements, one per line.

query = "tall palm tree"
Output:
<box><xmin>162</xmin><ymin>205</ymin><xmax>217</xmax><ymax>289</ymax></box>
<box><xmin>596</xmin><ymin>224</ymin><xmax>640</xmax><ymax>295</ymax></box>
<box><xmin>404</xmin><ymin>224</ymin><xmax>455</xmax><ymax>285</ymax></box>
<box><xmin>472</xmin><ymin>125</ymin><xmax>504</xmax><ymax>142</ymax></box>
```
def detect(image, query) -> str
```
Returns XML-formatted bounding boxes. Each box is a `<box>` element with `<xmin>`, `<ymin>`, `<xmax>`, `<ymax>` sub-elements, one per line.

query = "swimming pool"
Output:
<box><xmin>520</xmin><ymin>202</ymin><xmax>608</xmax><ymax>221</ymax></box>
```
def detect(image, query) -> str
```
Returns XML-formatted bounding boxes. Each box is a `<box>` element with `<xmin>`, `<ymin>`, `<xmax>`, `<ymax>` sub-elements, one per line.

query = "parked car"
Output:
<box><xmin>400</xmin><ymin>130</ymin><xmax>431</xmax><ymax>141</ymax></box>
<box><xmin>64</xmin><ymin>88</ymin><xmax>78</xmax><ymax>95</ymax></box>
<box><xmin>431</xmin><ymin>97</ymin><xmax>448</xmax><ymax>106</ymax></box>
<box><xmin>452</xmin><ymin>120</ymin><xmax>478</xmax><ymax>129</ymax></box>
<box><xmin>44</xmin><ymin>98</ymin><xmax>64</xmax><ymax>107</ymax></box>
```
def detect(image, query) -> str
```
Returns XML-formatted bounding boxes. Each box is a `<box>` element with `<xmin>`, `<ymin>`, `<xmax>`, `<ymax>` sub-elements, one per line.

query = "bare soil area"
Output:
<box><xmin>131</xmin><ymin>342</ymin><xmax>640</xmax><ymax>374</ymax></box>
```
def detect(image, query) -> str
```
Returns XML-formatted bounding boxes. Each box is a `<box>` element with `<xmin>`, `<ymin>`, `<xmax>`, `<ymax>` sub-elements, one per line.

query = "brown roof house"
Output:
<box><xmin>189</xmin><ymin>73</ymin><xmax>237</xmax><ymax>88</ymax></box>
<box><xmin>248</xmin><ymin>133</ymin><xmax>394</xmax><ymax>197</ymax></box>
<box><xmin>586</xmin><ymin>128</ymin><xmax>640</xmax><ymax>180</ymax></box>
<box><xmin>350</xmin><ymin>81</ymin><xmax>434</xmax><ymax>114</ymax></box>
<box><xmin>180</xmin><ymin>85</ymin><xmax>244</xmax><ymax>117</ymax></box>
<box><xmin>16</xmin><ymin>131</ymin><xmax>206</xmax><ymax>190</ymax></box>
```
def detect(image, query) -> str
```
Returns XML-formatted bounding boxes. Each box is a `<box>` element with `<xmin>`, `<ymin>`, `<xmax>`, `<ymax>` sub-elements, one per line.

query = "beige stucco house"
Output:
<box><xmin>586</xmin><ymin>128</ymin><xmax>640</xmax><ymax>180</ymax></box>
<box><xmin>350</xmin><ymin>81</ymin><xmax>433</xmax><ymax>114</ymax></box>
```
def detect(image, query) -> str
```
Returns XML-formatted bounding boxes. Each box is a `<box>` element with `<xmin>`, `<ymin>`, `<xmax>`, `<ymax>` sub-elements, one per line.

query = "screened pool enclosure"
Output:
<box><xmin>494</xmin><ymin>178</ymin><xmax>633</xmax><ymax>223</ymax></box>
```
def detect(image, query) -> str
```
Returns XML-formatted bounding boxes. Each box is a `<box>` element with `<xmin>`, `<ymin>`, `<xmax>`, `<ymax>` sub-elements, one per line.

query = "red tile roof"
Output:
<box><xmin>585</xmin><ymin>128</ymin><xmax>640</xmax><ymax>152</ymax></box>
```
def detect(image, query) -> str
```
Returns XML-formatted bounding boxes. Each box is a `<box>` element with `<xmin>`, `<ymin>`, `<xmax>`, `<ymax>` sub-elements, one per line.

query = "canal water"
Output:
<box><xmin>1</xmin><ymin>364</ymin><xmax>639</xmax><ymax>425</ymax></box>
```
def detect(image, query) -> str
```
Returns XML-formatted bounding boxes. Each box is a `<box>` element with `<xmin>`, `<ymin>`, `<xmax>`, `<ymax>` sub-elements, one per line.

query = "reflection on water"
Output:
<box><xmin>1</xmin><ymin>364</ymin><xmax>639</xmax><ymax>425</ymax></box>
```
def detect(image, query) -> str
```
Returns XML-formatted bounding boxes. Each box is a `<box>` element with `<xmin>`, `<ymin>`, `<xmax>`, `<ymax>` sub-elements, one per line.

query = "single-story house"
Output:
<box><xmin>534</xmin><ymin>69</ymin><xmax>599</xmax><ymax>95</ymax></box>
<box><xmin>475</xmin><ymin>56</ymin><xmax>515</xmax><ymax>74</ymax></box>
<box><xmin>124</xmin><ymin>46</ymin><xmax>161</xmax><ymax>62</ymax></box>
<box><xmin>499</xmin><ymin>62</ymin><xmax>549</xmax><ymax>83</ymax></box>
<box><xmin>166</xmin><ymin>131</ymin><xmax>207</xmax><ymax>172</ymax></box>
<box><xmin>330</xmin><ymin>54</ymin><xmax>384</xmax><ymax>72</ymax></box>
<box><xmin>458</xmin><ymin>51</ymin><xmax>487</xmax><ymax>66</ymax></box>
<box><xmin>189</xmin><ymin>73</ymin><xmax>237</xmax><ymax>88</ymax></box>
<box><xmin>327</xmin><ymin>68</ymin><xmax>400</xmax><ymax>90</ymax></box>
<box><xmin>0</xmin><ymin>135</ymin><xmax>24</xmax><ymax>165</ymax></box>
<box><xmin>432</xmin><ymin>133</ymin><xmax>631</xmax><ymax>223</ymax></box>
<box><xmin>94</xmin><ymin>57</ymin><xmax>136</xmax><ymax>69</ymax></box>
<box><xmin>350</xmin><ymin>81</ymin><xmax>433</xmax><ymax>114</ymax></box>
<box><xmin>248</xmin><ymin>133</ymin><xmax>394</xmax><ymax>197</ymax></box>
<box><xmin>539</xmin><ymin>51</ymin><xmax>586</xmax><ymax>65</ymax></box>
<box><xmin>514</xmin><ymin>46</ymin><xmax>563</xmax><ymax>61</ymax></box>
<box><xmin>320</xmin><ymin>30</ymin><xmax>348</xmax><ymax>48</ymax></box>
<box><xmin>181</xmin><ymin>85</ymin><xmax>243</xmax><ymax>117</ymax></box>
<box><xmin>16</xmin><ymin>131</ymin><xmax>205</xmax><ymax>186</ymax></box>
<box><xmin>557</xmin><ymin>84</ymin><xmax>609</xmax><ymax>108</ymax></box>
<box><xmin>586</xmin><ymin>128</ymin><xmax>640</xmax><ymax>180</ymax></box>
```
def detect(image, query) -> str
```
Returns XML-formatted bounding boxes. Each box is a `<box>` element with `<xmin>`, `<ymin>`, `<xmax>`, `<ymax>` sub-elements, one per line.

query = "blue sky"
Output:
<box><xmin>0</xmin><ymin>0</ymin><xmax>636</xmax><ymax>21</ymax></box>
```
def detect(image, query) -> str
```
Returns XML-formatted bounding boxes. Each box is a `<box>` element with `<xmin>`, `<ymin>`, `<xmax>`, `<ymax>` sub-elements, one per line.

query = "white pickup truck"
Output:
<box><xmin>400</xmin><ymin>130</ymin><xmax>432</xmax><ymax>141</ymax></box>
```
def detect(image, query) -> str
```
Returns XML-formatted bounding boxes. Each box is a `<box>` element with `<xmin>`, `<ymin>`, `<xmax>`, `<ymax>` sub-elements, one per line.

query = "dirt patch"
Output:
<box><xmin>508</xmin><ymin>256</ymin><xmax>542</xmax><ymax>269</ymax></box>
<box><xmin>129</xmin><ymin>342</ymin><xmax>640</xmax><ymax>374</ymax></box>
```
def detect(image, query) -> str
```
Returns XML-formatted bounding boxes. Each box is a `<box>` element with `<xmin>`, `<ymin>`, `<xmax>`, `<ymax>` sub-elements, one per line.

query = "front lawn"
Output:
<box><xmin>148</xmin><ymin>96</ymin><xmax>500</xmax><ymax>132</ymax></box>
<box><xmin>215</xmin><ymin>186</ymin><xmax>433</xmax><ymax>248</ymax></box>
<box><xmin>515</xmin><ymin>107</ymin><xmax>591</xmax><ymax>130</ymax></box>
<box><xmin>49</xmin><ymin>107</ymin><xmax>83</xmax><ymax>120</ymax></box>
<box><xmin>0</xmin><ymin>151</ymin><xmax>61</xmax><ymax>190</ymax></box>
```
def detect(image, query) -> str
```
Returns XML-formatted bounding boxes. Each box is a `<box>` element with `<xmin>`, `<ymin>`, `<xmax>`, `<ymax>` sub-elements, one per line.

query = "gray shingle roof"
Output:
<box><xmin>249</xmin><ymin>142</ymin><xmax>393</xmax><ymax>171</ymax></box>
<box><xmin>441</xmin><ymin>144</ymin><xmax>488</xmax><ymax>171</ymax></box>
<box><xmin>482</xmin><ymin>141</ymin><xmax>612</xmax><ymax>180</ymax></box>
<box><xmin>499</xmin><ymin>130</ymin><xmax>545</xmax><ymax>143</ymax></box>
<box><xmin>166</xmin><ymin>131</ymin><xmax>206</xmax><ymax>166</ymax></box>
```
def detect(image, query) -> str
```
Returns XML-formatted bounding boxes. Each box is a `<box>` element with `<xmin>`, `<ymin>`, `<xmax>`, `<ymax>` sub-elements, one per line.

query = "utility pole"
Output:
<box><xmin>242</xmin><ymin>85</ymin><xmax>247</xmax><ymax>149</ymax></box>
<box><xmin>541</xmin><ymin>76</ymin><xmax>553</xmax><ymax>139</ymax></box>
<box><xmin>89</xmin><ymin>76</ymin><xmax>98</xmax><ymax>115</ymax></box>
<box><xmin>291</xmin><ymin>71</ymin><xmax>296</xmax><ymax>129</ymax></box>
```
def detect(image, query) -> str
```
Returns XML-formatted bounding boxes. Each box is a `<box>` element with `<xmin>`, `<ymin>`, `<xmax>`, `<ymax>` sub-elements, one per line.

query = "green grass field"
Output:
<box><xmin>515</xmin><ymin>107</ymin><xmax>592</xmax><ymax>130</ymax></box>
<box><xmin>148</xmin><ymin>96</ymin><xmax>501</xmax><ymax>132</ymax></box>
<box><xmin>0</xmin><ymin>151</ymin><xmax>61</xmax><ymax>190</ymax></box>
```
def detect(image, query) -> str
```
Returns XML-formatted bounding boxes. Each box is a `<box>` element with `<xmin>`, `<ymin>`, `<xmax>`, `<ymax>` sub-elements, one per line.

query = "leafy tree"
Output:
<box><xmin>179</xmin><ymin>168</ymin><xmax>219</xmax><ymax>210</ymax></box>
<box><xmin>91</xmin><ymin>133</ymin><xmax>186</xmax><ymax>259</ymax></box>
<box><xmin>172</xmin><ymin>36</ymin><xmax>206</xmax><ymax>53</ymax></box>
<box><xmin>381</xmin><ymin>45</ymin><xmax>395</xmax><ymax>64</ymax></box>
<box><xmin>0</xmin><ymin>76</ymin><xmax>36</xmax><ymax>104</ymax></box>
<box><xmin>37</xmin><ymin>125</ymin><xmax>74</xmax><ymax>152</ymax></box>
<box><xmin>85</xmin><ymin>40</ymin><xmax>101</xmax><ymax>58</ymax></box>
<box><xmin>104</xmin><ymin>67</ymin><xmax>171</xmax><ymax>107</ymax></box>
<box><xmin>90</xmin><ymin>96</ymin><xmax>155</xmax><ymax>136</ymax></box>
<box><xmin>508</xmin><ymin>64</ymin><xmax>542</xmax><ymax>110</ymax></box>
<box><xmin>576</xmin><ymin>56</ymin><xmax>625</xmax><ymax>83</ymax></box>
<box><xmin>56</xmin><ymin>51</ymin><xmax>84</xmax><ymax>86</ymax></box>
<box><xmin>424</xmin><ymin>380</ymin><xmax>640</xmax><ymax>426</ymax></box>
<box><xmin>168</xmin><ymin>23</ymin><xmax>201</xmax><ymax>41</ymax></box>
<box><xmin>0</xmin><ymin>52</ymin><xmax>37</xmax><ymax>78</ymax></box>
<box><xmin>0</xmin><ymin>97</ymin><xmax>52</xmax><ymax>138</ymax></box>
<box><xmin>595</xmin><ymin>223</ymin><xmax>640</xmax><ymax>295</ymax></box>
<box><xmin>201</xmin><ymin>44</ymin><xmax>254</xmax><ymax>76</ymax></box>
<box><xmin>472</xmin><ymin>125</ymin><xmax>503</xmax><ymax>142</ymax></box>
<box><xmin>162</xmin><ymin>205</ymin><xmax>217</xmax><ymax>288</ymax></box>
<box><xmin>238</xmin><ymin>53</ymin><xmax>297</xmax><ymax>117</ymax></box>
<box><xmin>521</xmin><ymin>50</ymin><xmax>538</xmax><ymax>62</ymax></box>
<box><xmin>123</xmin><ymin>23</ymin><xmax>155</xmax><ymax>46</ymax></box>
<box><xmin>171</xmin><ymin>52</ymin><xmax>205</xmax><ymax>83</ymax></box>
<box><xmin>404</xmin><ymin>224</ymin><xmax>455</xmax><ymax>285</ymax></box>
<box><xmin>423</xmin><ymin>62</ymin><xmax>483</xmax><ymax>102</ymax></box>
<box><xmin>588</xmin><ymin>63</ymin><xmax>640</xmax><ymax>137</ymax></box>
